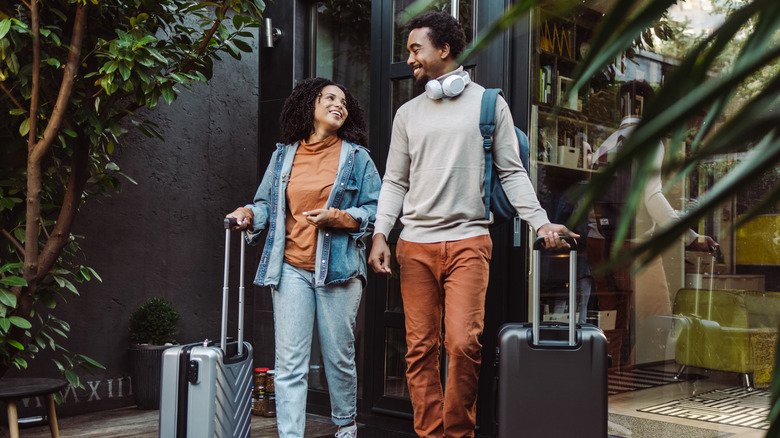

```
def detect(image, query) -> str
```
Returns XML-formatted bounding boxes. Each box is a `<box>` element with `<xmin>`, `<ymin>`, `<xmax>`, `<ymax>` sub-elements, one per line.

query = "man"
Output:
<box><xmin>367</xmin><ymin>11</ymin><xmax>577</xmax><ymax>438</ymax></box>
<box><xmin>587</xmin><ymin>80</ymin><xmax>718</xmax><ymax>364</ymax></box>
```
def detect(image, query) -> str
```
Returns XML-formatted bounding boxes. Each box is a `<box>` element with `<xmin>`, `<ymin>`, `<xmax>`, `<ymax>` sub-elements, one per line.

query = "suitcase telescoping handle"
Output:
<box><xmin>532</xmin><ymin>236</ymin><xmax>578</xmax><ymax>347</ymax></box>
<box><xmin>222</xmin><ymin>217</ymin><xmax>246</xmax><ymax>356</ymax></box>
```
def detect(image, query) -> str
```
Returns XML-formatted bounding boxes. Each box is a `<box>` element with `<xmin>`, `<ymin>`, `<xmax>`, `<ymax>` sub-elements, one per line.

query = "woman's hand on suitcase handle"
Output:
<box><xmin>536</xmin><ymin>224</ymin><xmax>579</xmax><ymax>250</ymax></box>
<box><xmin>225</xmin><ymin>207</ymin><xmax>253</xmax><ymax>231</ymax></box>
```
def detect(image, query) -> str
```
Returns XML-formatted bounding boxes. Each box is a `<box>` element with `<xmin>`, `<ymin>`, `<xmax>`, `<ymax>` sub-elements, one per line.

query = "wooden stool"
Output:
<box><xmin>0</xmin><ymin>378</ymin><xmax>68</xmax><ymax>438</ymax></box>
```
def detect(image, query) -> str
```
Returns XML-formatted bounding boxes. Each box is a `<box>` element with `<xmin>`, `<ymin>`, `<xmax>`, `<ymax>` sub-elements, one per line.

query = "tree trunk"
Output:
<box><xmin>4</xmin><ymin>1</ymin><xmax>90</xmax><ymax>377</ymax></box>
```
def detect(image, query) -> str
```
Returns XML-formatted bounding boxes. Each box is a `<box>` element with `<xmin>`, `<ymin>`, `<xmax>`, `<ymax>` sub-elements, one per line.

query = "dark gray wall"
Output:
<box><xmin>7</xmin><ymin>22</ymin><xmax>263</xmax><ymax>418</ymax></box>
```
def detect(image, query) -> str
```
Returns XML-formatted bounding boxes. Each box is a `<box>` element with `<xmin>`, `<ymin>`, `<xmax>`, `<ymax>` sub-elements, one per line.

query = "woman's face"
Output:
<box><xmin>313</xmin><ymin>85</ymin><xmax>348</xmax><ymax>136</ymax></box>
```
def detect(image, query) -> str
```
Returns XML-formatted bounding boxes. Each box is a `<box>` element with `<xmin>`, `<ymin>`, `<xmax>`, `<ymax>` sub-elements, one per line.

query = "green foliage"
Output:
<box><xmin>0</xmin><ymin>0</ymin><xmax>263</xmax><ymax>376</ymax></box>
<box><xmin>0</xmin><ymin>242</ymin><xmax>100</xmax><ymax>373</ymax></box>
<box><xmin>128</xmin><ymin>297</ymin><xmax>180</xmax><ymax>345</ymax></box>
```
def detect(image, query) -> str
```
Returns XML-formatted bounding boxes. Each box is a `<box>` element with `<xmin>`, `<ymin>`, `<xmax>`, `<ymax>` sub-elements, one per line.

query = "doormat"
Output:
<box><xmin>608</xmin><ymin>367</ymin><xmax>703</xmax><ymax>395</ymax></box>
<box><xmin>638</xmin><ymin>386</ymin><xmax>771</xmax><ymax>430</ymax></box>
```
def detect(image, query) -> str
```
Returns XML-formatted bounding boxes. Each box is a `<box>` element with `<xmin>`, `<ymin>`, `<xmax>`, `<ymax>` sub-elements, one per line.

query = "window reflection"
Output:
<box><xmin>384</xmin><ymin>327</ymin><xmax>409</xmax><ymax>397</ymax></box>
<box><xmin>315</xmin><ymin>1</ymin><xmax>372</xmax><ymax>133</ymax></box>
<box><xmin>392</xmin><ymin>77</ymin><xmax>417</xmax><ymax>119</ymax></box>
<box><xmin>309</xmin><ymin>0</ymin><xmax>372</xmax><ymax>397</ymax></box>
<box><xmin>392</xmin><ymin>0</ymin><xmax>474</xmax><ymax>63</ymax></box>
<box><xmin>531</xmin><ymin>0</ymin><xmax>779</xmax><ymax>398</ymax></box>
<box><xmin>382</xmin><ymin>235</ymin><xmax>407</xmax><ymax>399</ymax></box>
<box><xmin>386</xmin><ymin>241</ymin><xmax>403</xmax><ymax>313</ymax></box>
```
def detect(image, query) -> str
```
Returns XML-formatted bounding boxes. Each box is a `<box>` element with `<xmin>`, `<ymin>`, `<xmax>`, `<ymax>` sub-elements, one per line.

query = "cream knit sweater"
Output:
<box><xmin>374</xmin><ymin>73</ymin><xmax>550</xmax><ymax>243</ymax></box>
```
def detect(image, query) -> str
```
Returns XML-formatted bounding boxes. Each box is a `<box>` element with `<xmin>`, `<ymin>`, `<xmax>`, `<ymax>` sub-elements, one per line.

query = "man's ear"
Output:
<box><xmin>439</xmin><ymin>43</ymin><xmax>451</xmax><ymax>60</ymax></box>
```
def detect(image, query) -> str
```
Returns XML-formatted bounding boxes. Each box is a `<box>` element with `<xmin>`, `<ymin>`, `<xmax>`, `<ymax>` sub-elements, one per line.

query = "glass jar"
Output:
<box><xmin>265</xmin><ymin>369</ymin><xmax>275</xmax><ymax>394</ymax></box>
<box><xmin>253</xmin><ymin>367</ymin><xmax>269</xmax><ymax>396</ymax></box>
<box><xmin>252</xmin><ymin>391</ymin><xmax>266</xmax><ymax>416</ymax></box>
<box><xmin>263</xmin><ymin>392</ymin><xmax>276</xmax><ymax>418</ymax></box>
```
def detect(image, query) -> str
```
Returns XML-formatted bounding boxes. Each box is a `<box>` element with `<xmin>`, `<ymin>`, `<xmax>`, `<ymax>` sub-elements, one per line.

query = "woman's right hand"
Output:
<box><xmin>226</xmin><ymin>207</ymin><xmax>253</xmax><ymax>231</ymax></box>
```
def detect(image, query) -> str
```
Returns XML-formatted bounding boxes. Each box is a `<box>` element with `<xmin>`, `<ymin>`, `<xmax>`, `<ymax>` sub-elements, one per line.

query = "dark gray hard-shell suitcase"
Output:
<box><xmin>159</xmin><ymin>219</ymin><xmax>253</xmax><ymax>437</ymax></box>
<box><xmin>496</xmin><ymin>237</ymin><xmax>608</xmax><ymax>438</ymax></box>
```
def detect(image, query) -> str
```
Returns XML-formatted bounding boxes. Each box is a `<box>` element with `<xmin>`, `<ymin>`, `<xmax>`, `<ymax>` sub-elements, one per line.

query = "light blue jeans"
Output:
<box><xmin>273</xmin><ymin>262</ymin><xmax>362</xmax><ymax>438</ymax></box>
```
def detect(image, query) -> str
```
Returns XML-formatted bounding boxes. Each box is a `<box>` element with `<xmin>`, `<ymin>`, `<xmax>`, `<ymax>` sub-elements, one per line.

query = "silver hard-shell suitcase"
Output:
<box><xmin>159</xmin><ymin>219</ymin><xmax>253</xmax><ymax>437</ymax></box>
<box><xmin>496</xmin><ymin>236</ymin><xmax>608</xmax><ymax>437</ymax></box>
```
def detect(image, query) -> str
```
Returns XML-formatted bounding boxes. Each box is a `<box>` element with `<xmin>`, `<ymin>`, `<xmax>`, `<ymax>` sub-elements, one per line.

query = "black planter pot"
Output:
<box><xmin>128</xmin><ymin>344</ymin><xmax>172</xmax><ymax>410</ymax></box>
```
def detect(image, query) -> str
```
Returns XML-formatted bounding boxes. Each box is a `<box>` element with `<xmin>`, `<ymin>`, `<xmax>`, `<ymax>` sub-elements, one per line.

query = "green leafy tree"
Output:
<box><xmin>0</xmin><ymin>0</ymin><xmax>264</xmax><ymax>383</ymax></box>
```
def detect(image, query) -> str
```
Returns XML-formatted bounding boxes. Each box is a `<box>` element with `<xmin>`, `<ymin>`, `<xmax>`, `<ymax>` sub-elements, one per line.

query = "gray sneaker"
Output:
<box><xmin>335</xmin><ymin>424</ymin><xmax>357</xmax><ymax>438</ymax></box>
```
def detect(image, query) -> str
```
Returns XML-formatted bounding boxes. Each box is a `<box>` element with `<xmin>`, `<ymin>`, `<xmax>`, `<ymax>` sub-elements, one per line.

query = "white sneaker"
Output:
<box><xmin>335</xmin><ymin>424</ymin><xmax>357</xmax><ymax>438</ymax></box>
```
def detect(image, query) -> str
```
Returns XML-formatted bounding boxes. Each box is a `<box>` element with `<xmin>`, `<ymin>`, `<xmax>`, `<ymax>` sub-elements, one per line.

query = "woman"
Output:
<box><xmin>226</xmin><ymin>78</ymin><xmax>380</xmax><ymax>438</ymax></box>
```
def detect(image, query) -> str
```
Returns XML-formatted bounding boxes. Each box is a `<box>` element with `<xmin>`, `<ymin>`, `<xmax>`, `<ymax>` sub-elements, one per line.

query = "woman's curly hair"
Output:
<box><xmin>407</xmin><ymin>11</ymin><xmax>466</xmax><ymax>60</ymax></box>
<box><xmin>278</xmin><ymin>77</ymin><xmax>369</xmax><ymax>148</ymax></box>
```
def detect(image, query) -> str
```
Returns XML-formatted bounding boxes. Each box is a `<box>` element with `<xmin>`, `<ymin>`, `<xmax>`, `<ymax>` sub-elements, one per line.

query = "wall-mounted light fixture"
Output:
<box><xmin>263</xmin><ymin>18</ymin><xmax>282</xmax><ymax>48</ymax></box>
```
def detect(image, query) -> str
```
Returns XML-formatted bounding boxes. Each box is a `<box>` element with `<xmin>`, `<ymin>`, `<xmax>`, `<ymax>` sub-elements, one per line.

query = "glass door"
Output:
<box><xmin>306</xmin><ymin>0</ymin><xmax>374</xmax><ymax>401</ymax></box>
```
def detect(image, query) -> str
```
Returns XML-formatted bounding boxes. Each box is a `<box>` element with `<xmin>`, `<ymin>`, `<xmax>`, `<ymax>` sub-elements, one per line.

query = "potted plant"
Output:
<box><xmin>127</xmin><ymin>297</ymin><xmax>180</xmax><ymax>410</ymax></box>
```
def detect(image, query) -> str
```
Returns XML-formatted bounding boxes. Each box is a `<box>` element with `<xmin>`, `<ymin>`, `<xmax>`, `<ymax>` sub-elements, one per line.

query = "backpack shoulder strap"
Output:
<box><xmin>480</xmin><ymin>88</ymin><xmax>503</xmax><ymax>219</ymax></box>
<box><xmin>479</xmin><ymin>88</ymin><xmax>502</xmax><ymax>145</ymax></box>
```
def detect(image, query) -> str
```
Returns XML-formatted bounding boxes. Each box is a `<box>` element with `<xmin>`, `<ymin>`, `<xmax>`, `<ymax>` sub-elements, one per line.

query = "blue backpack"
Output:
<box><xmin>479</xmin><ymin>88</ymin><xmax>531</xmax><ymax>225</ymax></box>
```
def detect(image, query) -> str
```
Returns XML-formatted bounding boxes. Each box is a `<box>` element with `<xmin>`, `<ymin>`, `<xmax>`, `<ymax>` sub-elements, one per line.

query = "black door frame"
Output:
<box><xmin>257</xmin><ymin>0</ymin><xmax>535</xmax><ymax>434</ymax></box>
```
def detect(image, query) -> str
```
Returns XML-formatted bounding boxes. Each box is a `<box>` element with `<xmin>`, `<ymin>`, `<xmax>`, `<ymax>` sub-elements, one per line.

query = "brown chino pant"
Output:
<box><xmin>396</xmin><ymin>235</ymin><xmax>492</xmax><ymax>438</ymax></box>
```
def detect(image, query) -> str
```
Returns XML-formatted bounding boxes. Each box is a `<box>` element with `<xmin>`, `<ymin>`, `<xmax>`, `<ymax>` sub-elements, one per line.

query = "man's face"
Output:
<box><xmin>407</xmin><ymin>27</ymin><xmax>449</xmax><ymax>87</ymax></box>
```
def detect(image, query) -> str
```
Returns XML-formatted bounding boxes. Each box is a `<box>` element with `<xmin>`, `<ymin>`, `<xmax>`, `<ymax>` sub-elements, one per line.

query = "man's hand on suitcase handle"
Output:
<box><xmin>536</xmin><ymin>224</ymin><xmax>579</xmax><ymax>250</ymax></box>
<box><xmin>533</xmin><ymin>235</ymin><xmax>577</xmax><ymax>251</ymax></box>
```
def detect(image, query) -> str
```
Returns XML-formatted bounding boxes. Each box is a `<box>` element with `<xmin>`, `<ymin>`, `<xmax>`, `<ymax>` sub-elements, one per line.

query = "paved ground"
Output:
<box><xmin>0</xmin><ymin>406</ymin><xmax>339</xmax><ymax>437</ymax></box>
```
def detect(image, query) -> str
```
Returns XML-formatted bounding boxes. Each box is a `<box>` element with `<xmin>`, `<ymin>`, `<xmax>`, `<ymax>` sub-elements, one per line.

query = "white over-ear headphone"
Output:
<box><xmin>425</xmin><ymin>71</ymin><xmax>471</xmax><ymax>100</ymax></box>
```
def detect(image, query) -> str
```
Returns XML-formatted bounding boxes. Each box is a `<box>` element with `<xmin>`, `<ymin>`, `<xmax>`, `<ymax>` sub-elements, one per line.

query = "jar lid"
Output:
<box><xmin>267</xmin><ymin>369</ymin><xmax>274</xmax><ymax>375</ymax></box>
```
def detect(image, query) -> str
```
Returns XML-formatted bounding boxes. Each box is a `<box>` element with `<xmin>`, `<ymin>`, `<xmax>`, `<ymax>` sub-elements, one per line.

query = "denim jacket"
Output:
<box><xmin>245</xmin><ymin>140</ymin><xmax>381</xmax><ymax>288</ymax></box>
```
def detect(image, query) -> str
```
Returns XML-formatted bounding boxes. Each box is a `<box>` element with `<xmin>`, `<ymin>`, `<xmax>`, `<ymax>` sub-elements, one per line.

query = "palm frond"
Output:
<box><xmin>568</xmin><ymin>0</ymin><xmax>678</xmax><ymax>98</ymax></box>
<box><xmin>567</xmin><ymin>0</ymin><xmax>780</xmax><ymax>266</ymax></box>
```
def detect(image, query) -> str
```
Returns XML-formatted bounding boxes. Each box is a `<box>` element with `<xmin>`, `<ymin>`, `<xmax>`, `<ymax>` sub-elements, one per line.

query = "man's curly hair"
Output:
<box><xmin>407</xmin><ymin>11</ymin><xmax>466</xmax><ymax>60</ymax></box>
<box><xmin>278</xmin><ymin>77</ymin><xmax>369</xmax><ymax>148</ymax></box>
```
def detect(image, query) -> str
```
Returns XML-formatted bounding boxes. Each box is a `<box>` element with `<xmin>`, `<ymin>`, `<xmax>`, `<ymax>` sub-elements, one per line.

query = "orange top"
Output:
<box><xmin>283</xmin><ymin>136</ymin><xmax>359</xmax><ymax>270</ymax></box>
